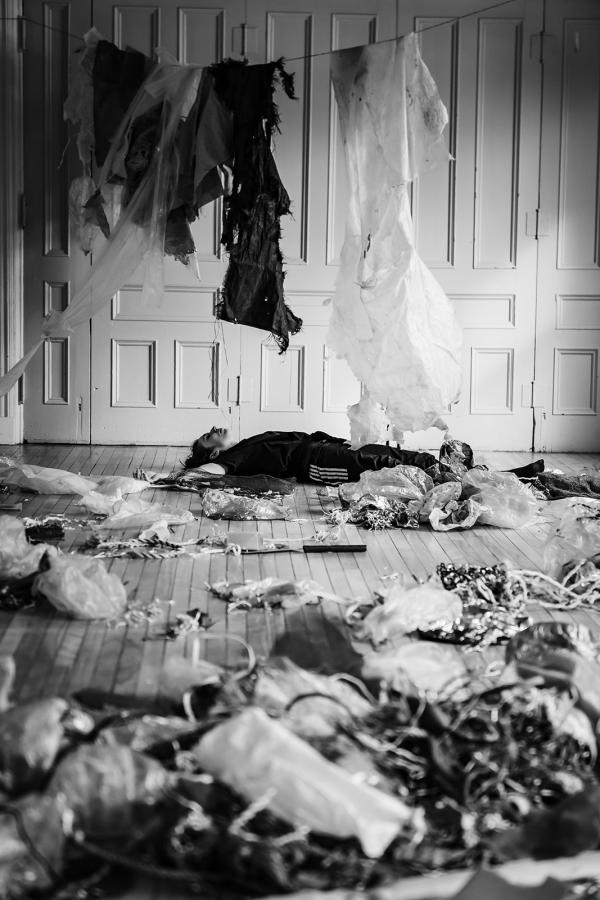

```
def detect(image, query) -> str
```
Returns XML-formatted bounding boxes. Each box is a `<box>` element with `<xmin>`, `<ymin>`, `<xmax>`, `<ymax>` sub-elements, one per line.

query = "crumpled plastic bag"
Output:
<box><xmin>253</xmin><ymin>657</ymin><xmax>372</xmax><ymax>737</ymax></box>
<box><xmin>543</xmin><ymin>501</ymin><xmax>600</xmax><ymax>579</ymax></box>
<box><xmin>0</xmin><ymin>697</ymin><xmax>68</xmax><ymax>794</ymax></box>
<box><xmin>461</xmin><ymin>469</ymin><xmax>538</xmax><ymax>528</ymax></box>
<box><xmin>0</xmin><ymin>457</ymin><xmax>98</xmax><ymax>495</ymax></box>
<box><xmin>48</xmin><ymin>744</ymin><xmax>169</xmax><ymax>837</ymax></box>
<box><xmin>419</xmin><ymin>482</ymin><xmax>462</xmax><ymax>521</ymax></box>
<box><xmin>0</xmin><ymin>794</ymin><xmax>65</xmax><ymax>896</ymax></box>
<box><xmin>95</xmin><ymin>496</ymin><xmax>194</xmax><ymax>530</ymax></box>
<box><xmin>33</xmin><ymin>551</ymin><xmax>127</xmax><ymax>619</ymax></box>
<box><xmin>201</xmin><ymin>489</ymin><xmax>289</xmax><ymax>520</ymax></box>
<box><xmin>0</xmin><ymin>516</ymin><xmax>48</xmax><ymax>578</ymax></box>
<box><xmin>429</xmin><ymin>497</ymin><xmax>483</xmax><ymax>531</ymax></box>
<box><xmin>193</xmin><ymin>707</ymin><xmax>423</xmax><ymax>857</ymax></box>
<box><xmin>209</xmin><ymin>577</ymin><xmax>343</xmax><ymax>610</ymax></box>
<box><xmin>362</xmin><ymin>643</ymin><xmax>468</xmax><ymax>697</ymax></box>
<box><xmin>340</xmin><ymin>465</ymin><xmax>433</xmax><ymax>505</ymax></box>
<box><xmin>158</xmin><ymin>656</ymin><xmax>224</xmax><ymax>700</ymax></box>
<box><xmin>359</xmin><ymin>582</ymin><xmax>462</xmax><ymax>645</ymax></box>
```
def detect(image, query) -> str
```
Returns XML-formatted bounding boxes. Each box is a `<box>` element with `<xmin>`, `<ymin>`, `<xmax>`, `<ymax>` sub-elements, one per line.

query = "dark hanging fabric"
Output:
<box><xmin>93</xmin><ymin>40</ymin><xmax>150</xmax><ymax>167</ymax></box>
<box><xmin>209</xmin><ymin>58</ymin><xmax>302</xmax><ymax>352</ymax></box>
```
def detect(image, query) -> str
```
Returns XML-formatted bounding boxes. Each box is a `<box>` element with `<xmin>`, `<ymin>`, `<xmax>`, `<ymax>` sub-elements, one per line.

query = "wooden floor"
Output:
<box><xmin>1</xmin><ymin>444</ymin><xmax>599</xmax><ymax>703</ymax></box>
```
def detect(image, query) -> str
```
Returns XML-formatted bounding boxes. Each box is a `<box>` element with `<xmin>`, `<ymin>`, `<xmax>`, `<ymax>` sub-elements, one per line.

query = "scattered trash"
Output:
<box><xmin>94</xmin><ymin>497</ymin><xmax>195</xmax><ymax>530</ymax></box>
<box><xmin>201</xmin><ymin>489</ymin><xmax>290</xmax><ymax>520</ymax></box>
<box><xmin>192</xmin><ymin>706</ymin><xmax>424</xmax><ymax>858</ymax></box>
<box><xmin>33</xmin><ymin>551</ymin><xmax>127</xmax><ymax>619</ymax></box>
<box><xmin>0</xmin><ymin>515</ymin><xmax>49</xmax><ymax>578</ymax></box>
<box><xmin>209</xmin><ymin>577</ymin><xmax>345</xmax><ymax>611</ymax></box>
<box><xmin>358</xmin><ymin>582</ymin><xmax>462</xmax><ymax>645</ymax></box>
<box><xmin>362</xmin><ymin>643</ymin><xmax>469</xmax><ymax>696</ymax></box>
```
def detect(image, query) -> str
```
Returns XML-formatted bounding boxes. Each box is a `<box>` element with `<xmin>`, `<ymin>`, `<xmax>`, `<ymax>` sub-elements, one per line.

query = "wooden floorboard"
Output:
<box><xmin>0</xmin><ymin>446</ymin><xmax>598</xmax><ymax>701</ymax></box>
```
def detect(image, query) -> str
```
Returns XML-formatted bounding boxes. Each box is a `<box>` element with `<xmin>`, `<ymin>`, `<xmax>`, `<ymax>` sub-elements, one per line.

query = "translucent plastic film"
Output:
<box><xmin>328</xmin><ymin>34</ymin><xmax>462</xmax><ymax>436</ymax></box>
<box><xmin>0</xmin><ymin>60</ymin><xmax>231</xmax><ymax>398</ymax></box>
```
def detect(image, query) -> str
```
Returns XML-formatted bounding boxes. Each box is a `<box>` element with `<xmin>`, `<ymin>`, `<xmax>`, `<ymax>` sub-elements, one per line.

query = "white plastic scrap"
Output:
<box><xmin>359</xmin><ymin>582</ymin><xmax>462</xmax><ymax>645</ymax></box>
<box><xmin>328</xmin><ymin>33</ymin><xmax>462</xmax><ymax>436</ymax></box>
<box><xmin>193</xmin><ymin>707</ymin><xmax>424</xmax><ymax>857</ymax></box>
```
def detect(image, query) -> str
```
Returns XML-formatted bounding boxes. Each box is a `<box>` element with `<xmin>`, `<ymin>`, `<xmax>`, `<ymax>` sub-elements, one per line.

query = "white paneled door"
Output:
<box><xmin>20</xmin><ymin>0</ymin><xmax>600</xmax><ymax>449</ymax></box>
<box><xmin>533</xmin><ymin>0</ymin><xmax>600</xmax><ymax>451</ymax></box>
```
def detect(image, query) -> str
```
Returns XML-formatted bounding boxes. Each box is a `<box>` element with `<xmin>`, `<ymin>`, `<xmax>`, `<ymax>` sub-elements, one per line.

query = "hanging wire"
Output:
<box><xmin>1</xmin><ymin>0</ymin><xmax>518</xmax><ymax>61</ymax></box>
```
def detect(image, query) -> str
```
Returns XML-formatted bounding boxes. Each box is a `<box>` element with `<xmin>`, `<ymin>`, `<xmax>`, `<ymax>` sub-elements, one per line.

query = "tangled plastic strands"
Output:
<box><xmin>86</xmin><ymin>531</ymin><xmax>242</xmax><ymax>560</ymax></box>
<box><xmin>510</xmin><ymin>565</ymin><xmax>600</xmax><ymax>610</ymax></box>
<box><xmin>109</xmin><ymin>595</ymin><xmax>165</xmax><ymax>628</ymax></box>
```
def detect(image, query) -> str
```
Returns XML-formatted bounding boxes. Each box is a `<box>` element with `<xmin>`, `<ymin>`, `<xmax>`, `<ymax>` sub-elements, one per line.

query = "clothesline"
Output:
<box><xmin>1</xmin><ymin>0</ymin><xmax>518</xmax><ymax>61</ymax></box>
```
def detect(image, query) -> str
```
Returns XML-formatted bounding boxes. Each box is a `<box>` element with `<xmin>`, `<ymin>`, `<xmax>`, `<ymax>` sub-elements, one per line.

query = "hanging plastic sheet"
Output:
<box><xmin>328</xmin><ymin>34</ymin><xmax>462</xmax><ymax>436</ymax></box>
<box><xmin>0</xmin><ymin>58</ymin><xmax>231</xmax><ymax>399</ymax></box>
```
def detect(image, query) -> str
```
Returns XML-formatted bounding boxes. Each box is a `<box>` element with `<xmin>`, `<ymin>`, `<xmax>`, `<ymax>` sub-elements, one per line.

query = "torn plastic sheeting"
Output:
<box><xmin>347</xmin><ymin>394</ymin><xmax>391</xmax><ymax>448</ymax></box>
<box><xmin>0</xmin><ymin>516</ymin><xmax>48</xmax><ymax>579</ymax></box>
<box><xmin>359</xmin><ymin>582</ymin><xmax>462</xmax><ymax>645</ymax></box>
<box><xmin>94</xmin><ymin>496</ymin><xmax>194</xmax><ymax>530</ymax></box>
<box><xmin>193</xmin><ymin>706</ymin><xmax>424</xmax><ymax>858</ymax></box>
<box><xmin>328</xmin><ymin>33</ymin><xmax>462</xmax><ymax>435</ymax></box>
<box><xmin>33</xmin><ymin>551</ymin><xmax>127</xmax><ymax>620</ymax></box>
<box><xmin>461</xmin><ymin>470</ymin><xmax>539</xmax><ymax>529</ymax></box>
<box><xmin>0</xmin><ymin>458</ymin><xmax>149</xmax><ymax>498</ymax></box>
<box><xmin>0</xmin><ymin>59</ymin><xmax>228</xmax><ymax>400</ymax></box>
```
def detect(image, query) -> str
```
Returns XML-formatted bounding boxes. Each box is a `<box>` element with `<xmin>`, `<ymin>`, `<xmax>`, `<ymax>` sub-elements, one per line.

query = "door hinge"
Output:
<box><xmin>17</xmin><ymin>16</ymin><xmax>26</xmax><ymax>53</ymax></box>
<box><xmin>18</xmin><ymin>194</ymin><xmax>27</xmax><ymax>230</ymax></box>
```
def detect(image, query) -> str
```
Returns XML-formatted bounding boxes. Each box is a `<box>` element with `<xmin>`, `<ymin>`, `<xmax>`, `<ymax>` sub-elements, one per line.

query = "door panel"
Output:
<box><xmin>534</xmin><ymin>1</ymin><xmax>600</xmax><ymax>451</ymax></box>
<box><xmin>22</xmin><ymin>0</ymin><xmax>92</xmax><ymax>441</ymax></box>
<box><xmin>397</xmin><ymin>2</ymin><xmax>543</xmax><ymax>451</ymax></box>
<box><xmin>89</xmin><ymin>0</ymin><xmax>244</xmax><ymax>444</ymax></box>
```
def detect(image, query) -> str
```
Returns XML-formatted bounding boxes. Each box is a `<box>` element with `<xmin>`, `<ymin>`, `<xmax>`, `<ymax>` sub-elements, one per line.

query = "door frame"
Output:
<box><xmin>0</xmin><ymin>0</ymin><xmax>24</xmax><ymax>444</ymax></box>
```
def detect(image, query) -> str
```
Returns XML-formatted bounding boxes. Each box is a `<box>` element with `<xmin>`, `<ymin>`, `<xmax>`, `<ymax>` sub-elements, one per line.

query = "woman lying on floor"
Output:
<box><xmin>182</xmin><ymin>427</ymin><xmax>544</xmax><ymax>485</ymax></box>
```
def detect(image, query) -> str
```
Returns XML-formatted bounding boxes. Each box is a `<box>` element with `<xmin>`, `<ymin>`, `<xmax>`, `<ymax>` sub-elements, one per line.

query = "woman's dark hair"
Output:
<box><xmin>183</xmin><ymin>438</ymin><xmax>214</xmax><ymax>469</ymax></box>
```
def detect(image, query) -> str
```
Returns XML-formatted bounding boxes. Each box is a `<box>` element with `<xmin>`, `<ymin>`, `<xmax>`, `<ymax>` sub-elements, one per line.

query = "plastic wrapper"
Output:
<box><xmin>506</xmin><ymin>621</ymin><xmax>598</xmax><ymax>664</ymax></box>
<box><xmin>33</xmin><ymin>551</ymin><xmax>127</xmax><ymax>619</ymax></box>
<box><xmin>0</xmin><ymin>697</ymin><xmax>68</xmax><ymax>793</ymax></box>
<box><xmin>209</xmin><ymin>577</ymin><xmax>342</xmax><ymax>611</ymax></box>
<box><xmin>193</xmin><ymin>707</ymin><xmax>423</xmax><ymax>857</ymax></box>
<box><xmin>158</xmin><ymin>657</ymin><xmax>224</xmax><ymax>700</ymax></box>
<box><xmin>347</xmin><ymin>394</ymin><xmax>391</xmax><ymax>447</ymax></box>
<box><xmin>0</xmin><ymin>794</ymin><xmax>65</xmax><ymax>896</ymax></box>
<box><xmin>48</xmin><ymin>744</ymin><xmax>169</xmax><ymax>837</ymax></box>
<box><xmin>253</xmin><ymin>657</ymin><xmax>373</xmax><ymax>737</ymax></box>
<box><xmin>340</xmin><ymin>465</ymin><xmax>433</xmax><ymax>505</ymax></box>
<box><xmin>201</xmin><ymin>489</ymin><xmax>289</xmax><ymax>520</ymax></box>
<box><xmin>362</xmin><ymin>643</ymin><xmax>467</xmax><ymax>697</ymax></box>
<box><xmin>359</xmin><ymin>583</ymin><xmax>462</xmax><ymax>645</ymax></box>
<box><xmin>95</xmin><ymin>496</ymin><xmax>194</xmax><ymax>530</ymax></box>
<box><xmin>328</xmin><ymin>34</ymin><xmax>461</xmax><ymax>435</ymax></box>
<box><xmin>461</xmin><ymin>469</ymin><xmax>538</xmax><ymax>529</ymax></box>
<box><xmin>0</xmin><ymin>516</ymin><xmax>48</xmax><ymax>578</ymax></box>
<box><xmin>543</xmin><ymin>501</ymin><xmax>600</xmax><ymax>578</ymax></box>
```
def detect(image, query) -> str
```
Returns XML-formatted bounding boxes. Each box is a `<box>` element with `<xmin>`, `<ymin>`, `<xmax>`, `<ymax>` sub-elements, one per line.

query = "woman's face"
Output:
<box><xmin>195</xmin><ymin>426</ymin><xmax>233</xmax><ymax>452</ymax></box>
